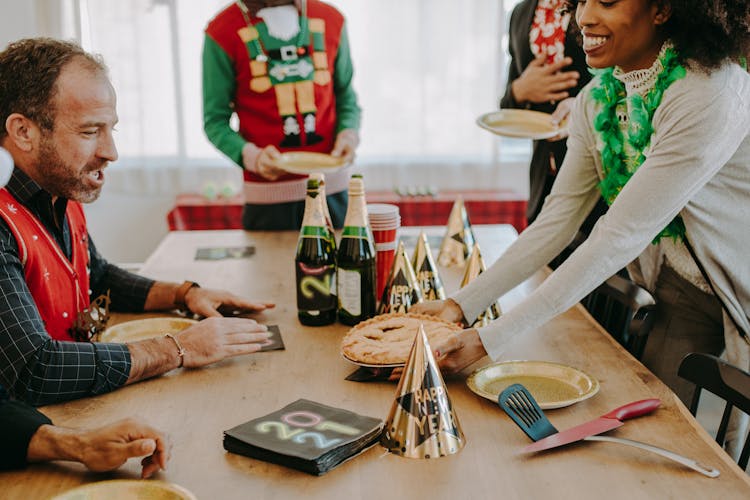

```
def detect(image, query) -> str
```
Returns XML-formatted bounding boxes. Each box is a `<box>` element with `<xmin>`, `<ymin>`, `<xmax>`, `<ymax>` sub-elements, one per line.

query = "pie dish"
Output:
<box><xmin>341</xmin><ymin>313</ymin><xmax>462</xmax><ymax>367</ymax></box>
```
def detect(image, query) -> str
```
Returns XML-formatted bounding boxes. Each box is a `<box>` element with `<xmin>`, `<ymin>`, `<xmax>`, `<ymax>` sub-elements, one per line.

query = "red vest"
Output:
<box><xmin>0</xmin><ymin>189</ymin><xmax>90</xmax><ymax>341</ymax></box>
<box><xmin>205</xmin><ymin>1</ymin><xmax>343</xmax><ymax>184</ymax></box>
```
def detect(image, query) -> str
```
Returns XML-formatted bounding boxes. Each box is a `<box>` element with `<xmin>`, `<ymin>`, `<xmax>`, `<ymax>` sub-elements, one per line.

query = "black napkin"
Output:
<box><xmin>223</xmin><ymin>399</ymin><xmax>382</xmax><ymax>476</ymax></box>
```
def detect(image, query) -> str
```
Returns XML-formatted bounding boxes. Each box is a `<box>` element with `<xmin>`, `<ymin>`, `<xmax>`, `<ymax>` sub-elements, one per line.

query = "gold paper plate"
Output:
<box><xmin>476</xmin><ymin>109</ymin><xmax>563</xmax><ymax>140</ymax></box>
<box><xmin>273</xmin><ymin>152</ymin><xmax>347</xmax><ymax>175</ymax></box>
<box><xmin>51</xmin><ymin>480</ymin><xmax>196</xmax><ymax>500</ymax></box>
<box><xmin>99</xmin><ymin>317</ymin><xmax>197</xmax><ymax>343</ymax></box>
<box><xmin>467</xmin><ymin>360</ymin><xmax>599</xmax><ymax>409</ymax></box>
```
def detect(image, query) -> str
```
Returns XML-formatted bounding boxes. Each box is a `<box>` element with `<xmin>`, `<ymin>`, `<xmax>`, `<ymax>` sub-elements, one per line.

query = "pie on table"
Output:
<box><xmin>341</xmin><ymin>313</ymin><xmax>462</xmax><ymax>366</ymax></box>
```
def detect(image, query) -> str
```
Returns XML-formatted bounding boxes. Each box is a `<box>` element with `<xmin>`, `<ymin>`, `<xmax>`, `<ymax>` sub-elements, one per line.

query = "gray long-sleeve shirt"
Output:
<box><xmin>452</xmin><ymin>62</ymin><xmax>750</xmax><ymax>361</ymax></box>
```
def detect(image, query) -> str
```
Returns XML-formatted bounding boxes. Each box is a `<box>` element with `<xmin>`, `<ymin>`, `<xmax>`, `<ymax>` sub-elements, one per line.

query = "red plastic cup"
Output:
<box><xmin>368</xmin><ymin>204</ymin><xmax>400</xmax><ymax>302</ymax></box>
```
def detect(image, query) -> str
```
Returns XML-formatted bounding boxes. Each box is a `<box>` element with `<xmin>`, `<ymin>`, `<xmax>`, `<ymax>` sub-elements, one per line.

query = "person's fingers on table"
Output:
<box><xmin>223</xmin><ymin>331</ymin><xmax>273</xmax><ymax>345</ymax></box>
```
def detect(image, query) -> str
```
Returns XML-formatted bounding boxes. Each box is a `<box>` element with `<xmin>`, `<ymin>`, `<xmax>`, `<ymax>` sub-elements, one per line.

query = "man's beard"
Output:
<box><xmin>36</xmin><ymin>134</ymin><xmax>104</xmax><ymax>204</ymax></box>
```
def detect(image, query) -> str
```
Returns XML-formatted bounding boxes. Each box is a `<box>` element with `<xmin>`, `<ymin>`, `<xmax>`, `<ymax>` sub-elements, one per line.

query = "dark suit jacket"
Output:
<box><xmin>500</xmin><ymin>0</ymin><xmax>593</xmax><ymax>224</ymax></box>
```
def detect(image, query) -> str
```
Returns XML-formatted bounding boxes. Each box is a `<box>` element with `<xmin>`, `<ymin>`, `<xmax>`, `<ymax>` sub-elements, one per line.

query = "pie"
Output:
<box><xmin>341</xmin><ymin>313</ymin><xmax>462</xmax><ymax>366</ymax></box>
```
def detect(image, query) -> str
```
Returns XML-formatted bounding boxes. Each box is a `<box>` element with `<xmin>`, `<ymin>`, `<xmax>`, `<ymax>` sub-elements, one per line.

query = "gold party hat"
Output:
<box><xmin>411</xmin><ymin>231</ymin><xmax>446</xmax><ymax>301</ymax></box>
<box><xmin>378</xmin><ymin>241</ymin><xmax>423</xmax><ymax>314</ymax></box>
<box><xmin>381</xmin><ymin>324</ymin><xmax>466</xmax><ymax>458</ymax></box>
<box><xmin>437</xmin><ymin>196</ymin><xmax>476</xmax><ymax>267</ymax></box>
<box><xmin>459</xmin><ymin>244</ymin><xmax>501</xmax><ymax>327</ymax></box>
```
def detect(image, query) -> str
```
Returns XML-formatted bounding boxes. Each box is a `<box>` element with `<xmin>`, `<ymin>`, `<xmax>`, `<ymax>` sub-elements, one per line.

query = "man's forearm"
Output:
<box><xmin>126</xmin><ymin>337</ymin><xmax>182</xmax><ymax>384</ymax></box>
<box><xmin>26</xmin><ymin>425</ymin><xmax>81</xmax><ymax>464</ymax></box>
<box><xmin>142</xmin><ymin>281</ymin><xmax>184</xmax><ymax>311</ymax></box>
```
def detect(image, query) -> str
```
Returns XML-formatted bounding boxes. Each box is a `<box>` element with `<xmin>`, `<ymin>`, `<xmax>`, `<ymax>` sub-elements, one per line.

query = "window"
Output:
<box><xmin>65</xmin><ymin>0</ymin><xmax>528</xmax><ymax>191</ymax></box>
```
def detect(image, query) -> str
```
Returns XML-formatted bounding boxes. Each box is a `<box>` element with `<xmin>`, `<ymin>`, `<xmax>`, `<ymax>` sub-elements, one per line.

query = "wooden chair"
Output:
<box><xmin>678</xmin><ymin>352</ymin><xmax>750</xmax><ymax>469</ymax></box>
<box><xmin>581</xmin><ymin>273</ymin><xmax>657</xmax><ymax>360</ymax></box>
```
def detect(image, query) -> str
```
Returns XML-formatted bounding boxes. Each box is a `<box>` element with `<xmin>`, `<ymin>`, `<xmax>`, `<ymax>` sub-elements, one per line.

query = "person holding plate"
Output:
<box><xmin>413</xmin><ymin>0</ymin><xmax>750</xmax><ymax>457</ymax></box>
<box><xmin>502</xmin><ymin>0</ymin><xmax>608</xmax><ymax>262</ymax></box>
<box><xmin>0</xmin><ymin>38</ymin><xmax>275</xmax><ymax>406</ymax></box>
<box><xmin>203</xmin><ymin>0</ymin><xmax>361</xmax><ymax>230</ymax></box>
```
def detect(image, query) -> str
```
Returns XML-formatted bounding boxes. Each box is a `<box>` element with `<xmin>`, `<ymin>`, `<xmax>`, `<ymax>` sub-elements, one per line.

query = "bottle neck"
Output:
<box><xmin>301</xmin><ymin>189</ymin><xmax>328</xmax><ymax>229</ymax></box>
<box><xmin>343</xmin><ymin>192</ymin><xmax>369</xmax><ymax>228</ymax></box>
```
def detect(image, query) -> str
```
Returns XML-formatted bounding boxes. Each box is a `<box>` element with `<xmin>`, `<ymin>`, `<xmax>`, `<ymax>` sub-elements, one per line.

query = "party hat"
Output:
<box><xmin>381</xmin><ymin>324</ymin><xmax>466</xmax><ymax>458</ymax></box>
<box><xmin>437</xmin><ymin>196</ymin><xmax>476</xmax><ymax>267</ymax></box>
<box><xmin>378</xmin><ymin>241</ymin><xmax>423</xmax><ymax>314</ymax></box>
<box><xmin>411</xmin><ymin>231</ymin><xmax>446</xmax><ymax>301</ymax></box>
<box><xmin>459</xmin><ymin>244</ymin><xmax>501</xmax><ymax>327</ymax></box>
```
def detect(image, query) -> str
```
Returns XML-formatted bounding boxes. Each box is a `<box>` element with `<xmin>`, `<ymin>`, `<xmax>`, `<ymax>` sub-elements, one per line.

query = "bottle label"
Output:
<box><xmin>296</xmin><ymin>262</ymin><xmax>336</xmax><ymax>312</ymax></box>
<box><xmin>338</xmin><ymin>267</ymin><xmax>362</xmax><ymax>315</ymax></box>
<box><xmin>341</xmin><ymin>226</ymin><xmax>369</xmax><ymax>239</ymax></box>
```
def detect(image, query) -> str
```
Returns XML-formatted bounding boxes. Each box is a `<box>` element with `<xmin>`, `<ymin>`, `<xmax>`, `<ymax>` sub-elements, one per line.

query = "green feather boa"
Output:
<box><xmin>591</xmin><ymin>47</ymin><xmax>686</xmax><ymax>243</ymax></box>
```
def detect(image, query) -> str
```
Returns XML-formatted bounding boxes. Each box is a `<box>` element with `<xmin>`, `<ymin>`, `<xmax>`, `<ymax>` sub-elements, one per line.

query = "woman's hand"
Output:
<box><xmin>409</xmin><ymin>298</ymin><xmax>467</xmax><ymax>326</ymax></box>
<box><xmin>547</xmin><ymin>97</ymin><xmax>576</xmax><ymax>142</ymax></box>
<box><xmin>434</xmin><ymin>328</ymin><xmax>488</xmax><ymax>375</ymax></box>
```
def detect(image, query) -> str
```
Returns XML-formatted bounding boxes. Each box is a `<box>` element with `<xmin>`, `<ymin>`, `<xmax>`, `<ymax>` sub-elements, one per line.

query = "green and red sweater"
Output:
<box><xmin>203</xmin><ymin>1</ymin><xmax>360</xmax><ymax>186</ymax></box>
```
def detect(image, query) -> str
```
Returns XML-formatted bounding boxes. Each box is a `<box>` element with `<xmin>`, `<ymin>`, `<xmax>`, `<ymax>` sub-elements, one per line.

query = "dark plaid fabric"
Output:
<box><xmin>167</xmin><ymin>191</ymin><xmax>527</xmax><ymax>232</ymax></box>
<box><xmin>0</xmin><ymin>170</ymin><xmax>151</xmax><ymax>406</ymax></box>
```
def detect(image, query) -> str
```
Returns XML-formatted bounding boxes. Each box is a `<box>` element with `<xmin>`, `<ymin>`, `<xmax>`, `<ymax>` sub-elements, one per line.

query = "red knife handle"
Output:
<box><xmin>602</xmin><ymin>399</ymin><xmax>661</xmax><ymax>421</ymax></box>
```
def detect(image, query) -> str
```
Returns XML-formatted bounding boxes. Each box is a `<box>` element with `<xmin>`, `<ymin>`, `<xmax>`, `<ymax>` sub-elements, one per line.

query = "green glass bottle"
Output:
<box><xmin>337</xmin><ymin>176</ymin><xmax>376</xmax><ymax>325</ymax></box>
<box><xmin>295</xmin><ymin>178</ymin><xmax>337</xmax><ymax>326</ymax></box>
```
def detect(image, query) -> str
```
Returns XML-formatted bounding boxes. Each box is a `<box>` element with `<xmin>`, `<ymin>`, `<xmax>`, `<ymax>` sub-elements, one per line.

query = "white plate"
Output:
<box><xmin>476</xmin><ymin>109</ymin><xmax>564</xmax><ymax>140</ymax></box>
<box><xmin>99</xmin><ymin>317</ymin><xmax>197</xmax><ymax>343</ymax></box>
<box><xmin>467</xmin><ymin>360</ymin><xmax>599</xmax><ymax>409</ymax></box>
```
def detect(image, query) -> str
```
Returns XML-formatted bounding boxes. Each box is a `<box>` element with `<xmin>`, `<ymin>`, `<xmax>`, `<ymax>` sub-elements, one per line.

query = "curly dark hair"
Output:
<box><xmin>561</xmin><ymin>0</ymin><xmax>750</xmax><ymax>70</ymax></box>
<box><xmin>0</xmin><ymin>38</ymin><xmax>107</xmax><ymax>141</ymax></box>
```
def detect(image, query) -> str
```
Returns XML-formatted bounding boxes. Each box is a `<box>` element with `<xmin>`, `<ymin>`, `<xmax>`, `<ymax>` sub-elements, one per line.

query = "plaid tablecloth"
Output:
<box><xmin>167</xmin><ymin>191</ymin><xmax>527</xmax><ymax>232</ymax></box>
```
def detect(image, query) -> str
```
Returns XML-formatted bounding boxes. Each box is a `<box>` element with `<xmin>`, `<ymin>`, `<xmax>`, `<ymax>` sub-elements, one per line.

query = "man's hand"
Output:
<box><xmin>28</xmin><ymin>419</ymin><xmax>171</xmax><ymax>479</ymax></box>
<box><xmin>77</xmin><ymin>419</ymin><xmax>171</xmax><ymax>478</ymax></box>
<box><xmin>433</xmin><ymin>328</ymin><xmax>488</xmax><ymax>375</ymax></box>
<box><xmin>243</xmin><ymin>143</ymin><xmax>286</xmax><ymax>181</ymax></box>
<box><xmin>330</xmin><ymin>129</ymin><xmax>359</xmax><ymax>164</ymax></box>
<box><xmin>176</xmin><ymin>317</ymin><xmax>271</xmax><ymax>368</ymax></box>
<box><xmin>184</xmin><ymin>286</ymin><xmax>275</xmax><ymax>318</ymax></box>
<box><xmin>511</xmin><ymin>55</ymin><xmax>580</xmax><ymax>105</ymax></box>
<box><xmin>409</xmin><ymin>298</ymin><xmax>467</xmax><ymax>326</ymax></box>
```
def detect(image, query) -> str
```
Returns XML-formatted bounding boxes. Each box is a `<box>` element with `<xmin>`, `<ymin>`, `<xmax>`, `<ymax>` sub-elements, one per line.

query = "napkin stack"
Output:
<box><xmin>223</xmin><ymin>399</ymin><xmax>382</xmax><ymax>475</ymax></box>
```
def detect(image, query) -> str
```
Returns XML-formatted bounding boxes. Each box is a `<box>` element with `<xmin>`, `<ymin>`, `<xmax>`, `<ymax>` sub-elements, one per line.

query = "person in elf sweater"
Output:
<box><xmin>413</xmin><ymin>0</ymin><xmax>750</xmax><ymax>456</ymax></box>
<box><xmin>0</xmin><ymin>38</ymin><xmax>275</xmax><ymax>406</ymax></box>
<box><xmin>203</xmin><ymin>0</ymin><xmax>361</xmax><ymax>230</ymax></box>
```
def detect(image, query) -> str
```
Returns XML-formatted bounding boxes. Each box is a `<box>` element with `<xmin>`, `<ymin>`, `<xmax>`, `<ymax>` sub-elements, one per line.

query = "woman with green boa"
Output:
<box><xmin>412</xmin><ymin>0</ymin><xmax>750</xmax><ymax>458</ymax></box>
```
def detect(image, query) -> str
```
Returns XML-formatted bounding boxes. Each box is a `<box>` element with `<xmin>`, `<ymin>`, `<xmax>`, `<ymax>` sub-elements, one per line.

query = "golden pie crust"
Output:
<box><xmin>341</xmin><ymin>313</ymin><xmax>462</xmax><ymax>366</ymax></box>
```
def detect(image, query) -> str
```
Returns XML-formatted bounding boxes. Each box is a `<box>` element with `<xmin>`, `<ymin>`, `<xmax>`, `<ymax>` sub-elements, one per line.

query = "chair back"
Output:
<box><xmin>582</xmin><ymin>273</ymin><xmax>657</xmax><ymax>360</ymax></box>
<box><xmin>678</xmin><ymin>352</ymin><xmax>750</xmax><ymax>469</ymax></box>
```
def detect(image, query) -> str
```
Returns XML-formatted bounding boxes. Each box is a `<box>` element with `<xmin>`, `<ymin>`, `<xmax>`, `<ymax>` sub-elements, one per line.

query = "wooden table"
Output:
<box><xmin>3</xmin><ymin>226</ymin><xmax>749</xmax><ymax>499</ymax></box>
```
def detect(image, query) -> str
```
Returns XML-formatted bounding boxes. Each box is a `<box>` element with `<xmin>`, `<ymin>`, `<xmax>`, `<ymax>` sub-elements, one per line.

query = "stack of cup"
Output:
<box><xmin>367</xmin><ymin>204</ymin><xmax>401</xmax><ymax>302</ymax></box>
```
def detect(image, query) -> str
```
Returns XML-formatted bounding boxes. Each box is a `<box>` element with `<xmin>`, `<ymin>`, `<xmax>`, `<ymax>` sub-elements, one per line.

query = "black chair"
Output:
<box><xmin>678</xmin><ymin>352</ymin><xmax>750</xmax><ymax>469</ymax></box>
<box><xmin>581</xmin><ymin>273</ymin><xmax>657</xmax><ymax>360</ymax></box>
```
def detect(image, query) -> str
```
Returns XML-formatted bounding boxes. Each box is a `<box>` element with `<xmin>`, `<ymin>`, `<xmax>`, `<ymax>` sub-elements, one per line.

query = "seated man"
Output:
<box><xmin>0</xmin><ymin>385</ymin><xmax>169</xmax><ymax>477</ymax></box>
<box><xmin>0</xmin><ymin>38</ymin><xmax>275</xmax><ymax>406</ymax></box>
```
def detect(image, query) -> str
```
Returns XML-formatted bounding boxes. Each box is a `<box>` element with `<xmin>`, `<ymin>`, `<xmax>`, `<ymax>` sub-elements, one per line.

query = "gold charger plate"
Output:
<box><xmin>99</xmin><ymin>317</ymin><xmax>197</xmax><ymax>343</ymax></box>
<box><xmin>51</xmin><ymin>480</ymin><xmax>196</xmax><ymax>500</ymax></box>
<box><xmin>273</xmin><ymin>151</ymin><xmax>347</xmax><ymax>175</ymax></box>
<box><xmin>476</xmin><ymin>109</ymin><xmax>563</xmax><ymax>140</ymax></box>
<box><xmin>467</xmin><ymin>360</ymin><xmax>599</xmax><ymax>409</ymax></box>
